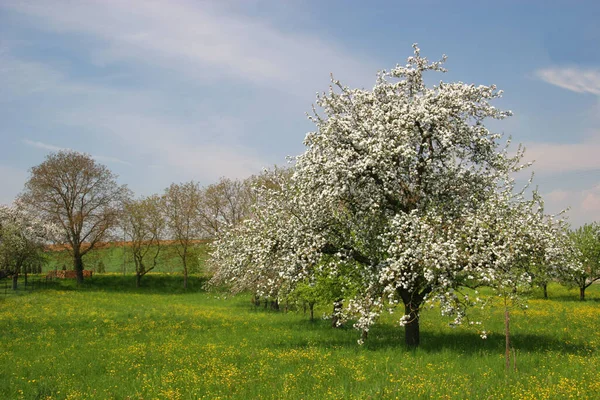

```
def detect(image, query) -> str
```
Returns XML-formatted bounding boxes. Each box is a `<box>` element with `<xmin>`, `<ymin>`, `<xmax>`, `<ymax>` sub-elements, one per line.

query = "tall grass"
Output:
<box><xmin>1</xmin><ymin>277</ymin><xmax>598</xmax><ymax>399</ymax></box>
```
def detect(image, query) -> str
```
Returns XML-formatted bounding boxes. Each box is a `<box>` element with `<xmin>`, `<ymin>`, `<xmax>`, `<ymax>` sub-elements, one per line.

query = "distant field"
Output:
<box><xmin>1</xmin><ymin>278</ymin><xmax>599</xmax><ymax>399</ymax></box>
<box><xmin>44</xmin><ymin>241</ymin><xmax>211</xmax><ymax>275</ymax></box>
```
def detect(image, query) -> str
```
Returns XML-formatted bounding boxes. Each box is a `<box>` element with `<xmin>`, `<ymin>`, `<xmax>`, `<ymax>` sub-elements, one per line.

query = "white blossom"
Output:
<box><xmin>209</xmin><ymin>45</ymin><xmax>579</xmax><ymax>345</ymax></box>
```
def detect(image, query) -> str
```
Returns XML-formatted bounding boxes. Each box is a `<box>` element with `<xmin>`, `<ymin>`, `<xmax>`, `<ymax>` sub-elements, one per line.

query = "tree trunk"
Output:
<box><xmin>183</xmin><ymin>261</ymin><xmax>188</xmax><ymax>290</ymax></box>
<box><xmin>12</xmin><ymin>272</ymin><xmax>18</xmax><ymax>290</ymax></box>
<box><xmin>580</xmin><ymin>286</ymin><xmax>585</xmax><ymax>301</ymax></box>
<box><xmin>542</xmin><ymin>283</ymin><xmax>548</xmax><ymax>299</ymax></box>
<box><xmin>403</xmin><ymin>302</ymin><xmax>420</xmax><ymax>347</ymax></box>
<box><xmin>505</xmin><ymin>303</ymin><xmax>510</xmax><ymax>370</ymax></box>
<box><xmin>74</xmin><ymin>251</ymin><xmax>84</xmax><ymax>284</ymax></box>
<box><xmin>309</xmin><ymin>302</ymin><xmax>315</xmax><ymax>321</ymax></box>
<box><xmin>398</xmin><ymin>288</ymin><xmax>429</xmax><ymax>347</ymax></box>
<box><xmin>136</xmin><ymin>273</ymin><xmax>141</xmax><ymax>288</ymax></box>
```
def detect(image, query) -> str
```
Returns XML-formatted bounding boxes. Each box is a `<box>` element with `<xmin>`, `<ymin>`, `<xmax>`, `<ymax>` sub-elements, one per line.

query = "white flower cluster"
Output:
<box><xmin>0</xmin><ymin>202</ymin><xmax>60</xmax><ymax>271</ymax></box>
<box><xmin>209</xmin><ymin>45</ymin><xmax>579</xmax><ymax>343</ymax></box>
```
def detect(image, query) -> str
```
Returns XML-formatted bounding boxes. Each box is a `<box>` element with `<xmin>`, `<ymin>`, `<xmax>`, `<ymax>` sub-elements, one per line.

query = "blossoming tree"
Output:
<box><xmin>0</xmin><ymin>202</ymin><xmax>59</xmax><ymax>289</ymax></box>
<box><xmin>210</xmin><ymin>45</ymin><xmax>575</xmax><ymax>347</ymax></box>
<box><xmin>567</xmin><ymin>222</ymin><xmax>600</xmax><ymax>300</ymax></box>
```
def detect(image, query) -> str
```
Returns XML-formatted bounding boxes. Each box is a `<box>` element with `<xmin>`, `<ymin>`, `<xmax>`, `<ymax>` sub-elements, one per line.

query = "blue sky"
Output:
<box><xmin>1</xmin><ymin>0</ymin><xmax>599</xmax><ymax>226</ymax></box>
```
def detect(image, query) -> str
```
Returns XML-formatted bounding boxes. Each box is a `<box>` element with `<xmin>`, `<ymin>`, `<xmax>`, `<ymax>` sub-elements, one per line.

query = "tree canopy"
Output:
<box><xmin>210</xmin><ymin>45</ymin><xmax>576</xmax><ymax>347</ymax></box>
<box><xmin>19</xmin><ymin>150</ymin><xmax>128</xmax><ymax>283</ymax></box>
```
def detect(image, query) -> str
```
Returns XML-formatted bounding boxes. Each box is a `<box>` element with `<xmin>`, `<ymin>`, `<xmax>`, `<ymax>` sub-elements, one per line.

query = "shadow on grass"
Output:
<box><xmin>536</xmin><ymin>295</ymin><xmax>600</xmax><ymax>303</ymax></box>
<box><xmin>36</xmin><ymin>274</ymin><xmax>210</xmax><ymax>295</ymax></box>
<box><xmin>259</xmin><ymin>314</ymin><xmax>590</xmax><ymax>356</ymax></box>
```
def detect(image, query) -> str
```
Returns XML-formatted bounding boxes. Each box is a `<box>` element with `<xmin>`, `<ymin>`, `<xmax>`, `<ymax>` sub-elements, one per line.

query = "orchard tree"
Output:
<box><xmin>435</xmin><ymin>185</ymin><xmax>573</xmax><ymax>368</ymax></box>
<box><xmin>567</xmin><ymin>222</ymin><xmax>600</xmax><ymax>300</ymax></box>
<box><xmin>123</xmin><ymin>195</ymin><xmax>166</xmax><ymax>287</ymax></box>
<box><xmin>20</xmin><ymin>151</ymin><xmax>128</xmax><ymax>284</ymax></box>
<box><xmin>0</xmin><ymin>203</ymin><xmax>58</xmax><ymax>289</ymax></box>
<box><xmin>163</xmin><ymin>181</ymin><xmax>203</xmax><ymax>289</ymax></box>
<box><xmin>210</xmin><ymin>45</ymin><xmax>574</xmax><ymax>347</ymax></box>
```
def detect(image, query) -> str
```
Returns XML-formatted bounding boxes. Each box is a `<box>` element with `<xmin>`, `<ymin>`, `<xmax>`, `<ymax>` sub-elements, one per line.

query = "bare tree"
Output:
<box><xmin>123</xmin><ymin>195</ymin><xmax>166</xmax><ymax>287</ymax></box>
<box><xmin>199</xmin><ymin>177</ymin><xmax>254</xmax><ymax>238</ymax></box>
<box><xmin>163</xmin><ymin>182</ymin><xmax>203</xmax><ymax>289</ymax></box>
<box><xmin>20</xmin><ymin>151</ymin><xmax>128</xmax><ymax>284</ymax></box>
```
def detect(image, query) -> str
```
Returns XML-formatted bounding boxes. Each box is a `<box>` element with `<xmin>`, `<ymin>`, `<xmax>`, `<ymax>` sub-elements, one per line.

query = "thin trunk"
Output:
<box><xmin>542</xmin><ymin>283</ymin><xmax>548</xmax><ymax>299</ymax></box>
<box><xmin>505</xmin><ymin>298</ymin><xmax>510</xmax><ymax>371</ymax></box>
<box><xmin>580</xmin><ymin>286</ymin><xmax>586</xmax><ymax>301</ymax></box>
<box><xmin>309</xmin><ymin>302</ymin><xmax>315</xmax><ymax>321</ymax></box>
<box><xmin>74</xmin><ymin>250</ymin><xmax>84</xmax><ymax>284</ymax></box>
<box><xmin>136</xmin><ymin>273</ymin><xmax>141</xmax><ymax>288</ymax></box>
<box><xmin>12</xmin><ymin>272</ymin><xmax>18</xmax><ymax>290</ymax></box>
<box><xmin>182</xmin><ymin>257</ymin><xmax>188</xmax><ymax>290</ymax></box>
<box><xmin>24</xmin><ymin>269</ymin><xmax>28</xmax><ymax>287</ymax></box>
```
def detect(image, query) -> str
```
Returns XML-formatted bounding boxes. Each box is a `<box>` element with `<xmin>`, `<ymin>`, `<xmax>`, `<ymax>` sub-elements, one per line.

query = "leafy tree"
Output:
<box><xmin>163</xmin><ymin>182</ymin><xmax>203</xmax><ymax>289</ymax></box>
<box><xmin>567</xmin><ymin>223</ymin><xmax>600</xmax><ymax>300</ymax></box>
<box><xmin>210</xmin><ymin>45</ymin><xmax>575</xmax><ymax>347</ymax></box>
<box><xmin>20</xmin><ymin>151</ymin><xmax>128</xmax><ymax>283</ymax></box>
<box><xmin>123</xmin><ymin>195</ymin><xmax>166</xmax><ymax>287</ymax></box>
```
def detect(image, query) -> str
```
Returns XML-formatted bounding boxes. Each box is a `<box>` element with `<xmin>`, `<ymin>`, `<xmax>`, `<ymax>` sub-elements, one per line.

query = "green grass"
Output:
<box><xmin>44</xmin><ymin>242</ymin><xmax>211</xmax><ymax>275</ymax></box>
<box><xmin>1</xmin><ymin>278</ymin><xmax>599</xmax><ymax>399</ymax></box>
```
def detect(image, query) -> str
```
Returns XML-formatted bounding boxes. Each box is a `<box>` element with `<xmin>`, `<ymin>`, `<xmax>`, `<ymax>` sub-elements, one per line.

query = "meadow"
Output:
<box><xmin>43</xmin><ymin>242</ymin><xmax>211</xmax><ymax>275</ymax></box>
<box><xmin>1</xmin><ymin>274</ymin><xmax>599</xmax><ymax>400</ymax></box>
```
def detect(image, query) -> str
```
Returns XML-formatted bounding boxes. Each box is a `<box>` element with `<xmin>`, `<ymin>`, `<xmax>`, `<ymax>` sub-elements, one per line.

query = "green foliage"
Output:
<box><xmin>566</xmin><ymin>222</ymin><xmax>600</xmax><ymax>299</ymax></box>
<box><xmin>0</xmin><ymin>279</ymin><xmax>598</xmax><ymax>399</ymax></box>
<box><xmin>96</xmin><ymin>259</ymin><xmax>106</xmax><ymax>274</ymax></box>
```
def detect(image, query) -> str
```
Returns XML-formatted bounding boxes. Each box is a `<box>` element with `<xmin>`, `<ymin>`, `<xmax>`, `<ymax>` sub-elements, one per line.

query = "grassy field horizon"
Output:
<box><xmin>43</xmin><ymin>242</ymin><xmax>211</xmax><ymax>276</ymax></box>
<box><xmin>1</xmin><ymin>277</ymin><xmax>598</xmax><ymax>399</ymax></box>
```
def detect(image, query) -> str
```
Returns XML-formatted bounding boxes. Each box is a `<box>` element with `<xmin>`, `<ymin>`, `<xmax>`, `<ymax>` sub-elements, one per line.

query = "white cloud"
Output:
<box><xmin>23</xmin><ymin>139</ymin><xmax>131</xmax><ymax>165</ymax></box>
<box><xmin>0</xmin><ymin>54</ymin><xmax>63</xmax><ymax>97</ymax></box>
<box><xmin>523</xmin><ymin>136</ymin><xmax>600</xmax><ymax>174</ymax></box>
<box><xmin>3</xmin><ymin>0</ymin><xmax>376</xmax><ymax>93</ymax></box>
<box><xmin>544</xmin><ymin>185</ymin><xmax>600</xmax><ymax>228</ymax></box>
<box><xmin>22</xmin><ymin>139</ymin><xmax>65</xmax><ymax>152</ymax></box>
<box><xmin>535</xmin><ymin>67</ymin><xmax>600</xmax><ymax>95</ymax></box>
<box><xmin>0</xmin><ymin>0</ymin><xmax>379</xmax><ymax>198</ymax></box>
<box><xmin>52</xmin><ymin>109</ymin><xmax>267</xmax><ymax>181</ymax></box>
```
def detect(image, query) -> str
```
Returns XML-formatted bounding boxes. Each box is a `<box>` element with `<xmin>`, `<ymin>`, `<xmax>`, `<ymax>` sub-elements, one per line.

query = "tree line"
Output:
<box><xmin>0</xmin><ymin>150</ymin><xmax>280</xmax><ymax>288</ymax></box>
